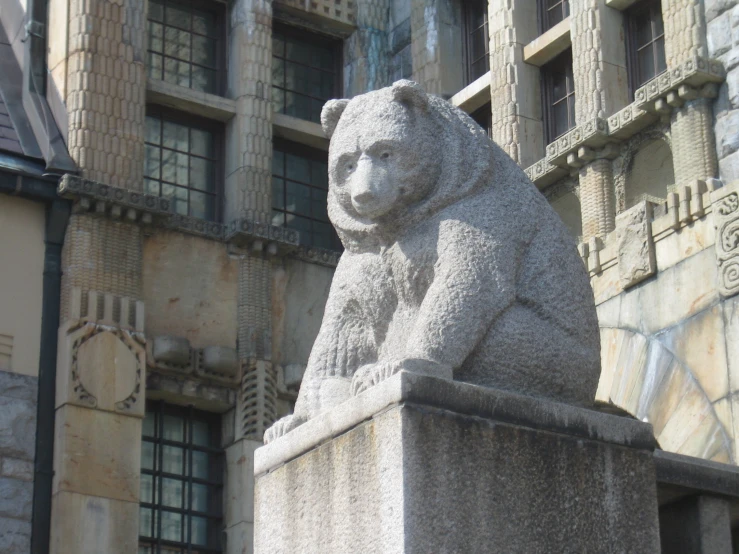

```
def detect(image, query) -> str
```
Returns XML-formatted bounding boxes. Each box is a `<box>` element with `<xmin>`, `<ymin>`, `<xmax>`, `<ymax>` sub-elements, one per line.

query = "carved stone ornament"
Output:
<box><xmin>60</xmin><ymin>322</ymin><xmax>146</xmax><ymax>416</ymax></box>
<box><xmin>265</xmin><ymin>80</ymin><xmax>601</xmax><ymax>443</ymax></box>
<box><xmin>712</xmin><ymin>183</ymin><xmax>739</xmax><ymax>297</ymax></box>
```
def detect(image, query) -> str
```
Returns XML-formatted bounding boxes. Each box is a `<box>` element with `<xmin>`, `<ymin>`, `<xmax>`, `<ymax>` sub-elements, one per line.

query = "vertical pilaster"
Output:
<box><xmin>570</xmin><ymin>0</ymin><xmax>629</xmax><ymax>123</ymax></box>
<box><xmin>409</xmin><ymin>0</ymin><xmax>464</xmax><ymax>97</ymax></box>
<box><xmin>579</xmin><ymin>157</ymin><xmax>616</xmax><ymax>238</ymax></box>
<box><xmin>226</xmin><ymin>0</ymin><xmax>273</xmax><ymax>225</ymax></box>
<box><xmin>488</xmin><ymin>0</ymin><xmax>542</xmax><ymax>167</ymax></box>
<box><xmin>50</xmin><ymin>290</ymin><xmax>146</xmax><ymax>554</ymax></box>
<box><xmin>570</xmin><ymin>0</ymin><xmax>627</xmax><ymax>239</ymax></box>
<box><xmin>671</xmin><ymin>95</ymin><xmax>719</xmax><ymax>185</ymax></box>
<box><xmin>662</xmin><ymin>0</ymin><xmax>708</xmax><ymax>67</ymax></box>
<box><xmin>64</xmin><ymin>0</ymin><xmax>147</xmax><ymax>189</ymax></box>
<box><xmin>344</xmin><ymin>0</ymin><xmax>390</xmax><ymax>96</ymax></box>
<box><xmin>662</xmin><ymin>0</ymin><xmax>717</xmax><ymax>186</ymax></box>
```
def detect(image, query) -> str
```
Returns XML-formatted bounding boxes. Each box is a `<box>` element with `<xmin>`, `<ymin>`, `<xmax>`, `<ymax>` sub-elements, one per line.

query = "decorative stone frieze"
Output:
<box><xmin>712</xmin><ymin>181</ymin><xmax>739</xmax><ymax>297</ymax></box>
<box><xmin>524</xmin><ymin>158</ymin><xmax>570</xmax><ymax>188</ymax></box>
<box><xmin>59</xmin><ymin>174</ymin><xmax>169</xmax><ymax>219</ymax></box>
<box><xmin>616</xmin><ymin>201</ymin><xmax>657</xmax><ymax>288</ymax></box>
<box><xmin>634</xmin><ymin>57</ymin><xmax>724</xmax><ymax>113</ymax></box>
<box><xmin>545</xmin><ymin>118</ymin><xmax>616</xmax><ymax>168</ymax></box>
<box><xmin>226</xmin><ymin>217</ymin><xmax>300</xmax><ymax>255</ymax></box>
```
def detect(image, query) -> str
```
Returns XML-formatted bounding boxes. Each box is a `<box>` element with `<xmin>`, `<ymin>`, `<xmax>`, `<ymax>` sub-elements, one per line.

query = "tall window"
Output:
<box><xmin>147</xmin><ymin>0</ymin><xmax>224</xmax><ymax>94</ymax></box>
<box><xmin>139</xmin><ymin>402</ymin><xmax>224</xmax><ymax>554</ymax></box>
<box><xmin>462</xmin><ymin>0</ymin><xmax>490</xmax><ymax>84</ymax></box>
<box><xmin>539</xmin><ymin>0</ymin><xmax>570</xmax><ymax>33</ymax></box>
<box><xmin>627</xmin><ymin>0</ymin><xmax>666</xmax><ymax>94</ymax></box>
<box><xmin>542</xmin><ymin>50</ymin><xmax>576</xmax><ymax>144</ymax></box>
<box><xmin>272</xmin><ymin>140</ymin><xmax>341</xmax><ymax>250</ymax></box>
<box><xmin>470</xmin><ymin>103</ymin><xmax>492</xmax><ymax>138</ymax></box>
<box><xmin>272</xmin><ymin>26</ymin><xmax>341</xmax><ymax>123</ymax></box>
<box><xmin>145</xmin><ymin>108</ymin><xmax>221</xmax><ymax>222</ymax></box>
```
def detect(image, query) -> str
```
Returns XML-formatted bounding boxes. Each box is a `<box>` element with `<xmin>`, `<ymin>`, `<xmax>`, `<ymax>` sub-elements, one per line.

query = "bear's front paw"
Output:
<box><xmin>350</xmin><ymin>361</ymin><xmax>403</xmax><ymax>396</ymax></box>
<box><xmin>264</xmin><ymin>414</ymin><xmax>303</xmax><ymax>444</ymax></box>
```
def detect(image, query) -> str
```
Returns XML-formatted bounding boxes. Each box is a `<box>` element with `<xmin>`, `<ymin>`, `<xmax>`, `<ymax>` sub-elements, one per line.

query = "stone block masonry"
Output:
<box><xmin>255</xmin><ymin>372</ymin><xmax>661</xmax><ymax>553</ymax></box>
<box><xmin>0</xmin><ymin>371</ymin><xmax>37</xmax><ymax>554</ymax></box>
<box><xmin>63</xmin><ymin>0</ymin><xmax>147</xmax><ymax>189</ymax></box>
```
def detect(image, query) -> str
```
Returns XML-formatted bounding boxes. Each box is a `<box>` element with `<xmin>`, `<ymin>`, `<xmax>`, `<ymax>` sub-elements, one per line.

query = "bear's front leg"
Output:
<box><xmin>350</xmin><ymin>358</ymin><xmax>453</xmax><ymax>395</ymax></box>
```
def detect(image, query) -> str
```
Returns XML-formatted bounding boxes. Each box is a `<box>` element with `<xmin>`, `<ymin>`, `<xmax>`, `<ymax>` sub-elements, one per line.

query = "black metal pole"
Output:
<box><xmin>30</xmin><ymin>199</ymin><xmax>69</xmax><ymax>554</ymax></box>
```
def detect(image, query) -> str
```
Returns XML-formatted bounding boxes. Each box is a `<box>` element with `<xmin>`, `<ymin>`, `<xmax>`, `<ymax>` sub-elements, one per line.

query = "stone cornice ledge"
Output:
<box><xmin>254</xmin><ymin>371</ymin><xmax>656</xmax><ymax>476</ymax></box>
<box><xmin>58</xmin><ymin>175</ymin><xmax>306</xmax><ymax>257</ymax></box>
<box><xmin>526</xmin><ymin>56</ymin><xmax>726</xmax><ymax>186</ymax></box>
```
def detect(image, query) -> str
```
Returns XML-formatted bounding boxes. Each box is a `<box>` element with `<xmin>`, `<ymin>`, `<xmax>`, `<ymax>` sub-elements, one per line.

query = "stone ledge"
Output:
<box><xmin>146</xmin><ymin>79</ymin><xmax>237</xmax><ymax>122</ymax></box>
<box><xmin>255</xmin><ymin>371</ymin><xmax>656</xmax><ymax>475</ymax></box>
<box><xmin>655</xmin><ymin>449</ymin><xmax>739</xmax><ymax>500</ymax></box>
<box><xmin>523</xmin><ymin>17</ymin><xmax>571</xmax><ymax>67</ymax></box>
<box><xmin>273</xmin><ymin>113</ymin><xmax>329</xmax><ymax>150</ymax></box>
<box><xmin>449</xmin><ymin>71</ymin><xmax>491</xmax><ymax>114</ymax></box>
<box><xmin>605</xmin><ymin>0</ymin><xmax>640</xmax><ymax>9</ymax></box>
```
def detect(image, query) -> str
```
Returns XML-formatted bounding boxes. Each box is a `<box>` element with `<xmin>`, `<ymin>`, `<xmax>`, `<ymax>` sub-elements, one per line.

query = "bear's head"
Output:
<box><xmin>321</xmin><ymin>80</ymin><xmax>501</xmax><ymax>252</ymax></box>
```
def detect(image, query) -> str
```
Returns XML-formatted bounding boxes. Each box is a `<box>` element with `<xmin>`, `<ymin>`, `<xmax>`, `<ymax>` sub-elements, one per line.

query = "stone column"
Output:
<box><xmin>661</xmin><ymin>0</ymin><xmax>718</xmax><ymax>186</ymax></box>
<box><xmin>226</xmin><ymin>0</ymin><xmax>273</xmax><ymax>225</ymax></box>
<box><xmin>659</xmin><ymin>496</ymin><xmax>733</xmax><ymax>554</ymax></box>
<box><xmin>344</xmin><ymin>0</ymin><xmax>390</xmax><ymax>97</ymax></box>
<box><xmin>227</xmin><ymin>0</ymin><xmax>277</xmax><ymax>444</ymax></box>
<box><xmin>254</xmin><ymin>371</ymin><xmax>661</xmax><ymax>553</ymax></box>
<box><xmin>570</xmin><ymin>0</ymin><xmax>628</xmax><ymax>240</ymax></box>
<box><xmin>48</xmin><ymin>0</ymin><xmax>149</xmax><ymax>550</ymax></box>
<box><xmin>579</xmin><ymin>157</ymin><xmax>616</xmax><ymax>238</ymax></box>
<box><xmin>224</xmin><ymin>437</ymin><xmax>262</xmax><ymax>554</ymax></box>
<box><xmin>62</xmin><ymin>0</ymin><xmax>147</xmax><ymax>189</ymax></box>
<box><xmin>488</xmin><ymin>0</ymin><xmax>543</xmax><ymax>167</ymax></box>
<box><xmin>409</xmin><ymin>0</ymin><xmax>464</xmax><ymax>97</ymax></box>
<box><xmin>50</xmin><ymin>289</ymin><xmax>146</xmax><ymax>554</ymax></box>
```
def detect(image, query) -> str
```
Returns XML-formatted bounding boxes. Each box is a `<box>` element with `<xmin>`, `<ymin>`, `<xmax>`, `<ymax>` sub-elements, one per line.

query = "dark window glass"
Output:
<box><xmin>272</xmin><ymin>27</ymin><xmax>341</xmax><ymax>123</ymax></box>
<box><xmin>148</xmin><ymin>0</ymin><xmax>223</xmax><ymax>94</ymax></box>
<box><xmin>539</xmin><ymin>0</ymin><xmax>570</xmax><ymax>33</ymax></box>
<box><xmin>627</xmin><ymin>0</ymin><xmax>666</xmax><ymax>95</ymax></box>
<box><xmin>462</xmin><ymin>0</ymin><xmax>490</xmax><ymax>84</ymax></box>
<box><xmin>139</xmin><ymin>402</ymin><xmax>223</xmax><ymax>554</ymax></box>
<box><xmin>542</xmin><ymin>50</ymin><xmax>576</xmax><ymax>144</ymax></box>
<box><xmin>272</xmin><ymin>140</ymin><xmax>342</xmax><ymax>251</ymax></box>
<box><xmin>147</xmin><ymin>0</ymin><xmax>223</xmax><ymax>94</ymax></box>
<box><xmin>470</xmin><ymin>103</ymin><xmax>492</xmax><ymax>138</ymax></box>
<box><xmin>145</xmin><ymin>108</ymin><xmax>221</xmax><ymax>221</ymax></box>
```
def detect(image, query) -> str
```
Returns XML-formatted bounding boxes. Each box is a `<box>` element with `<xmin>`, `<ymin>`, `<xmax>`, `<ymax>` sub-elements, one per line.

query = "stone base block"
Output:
<box><xmin>50</xmin><ymin>491</ymin><xmax>138</xmax><ymax>554</ymax></box>
<box><xmin>255</xmin><ymin>372</ymin><xmax>661</xmax><ymax>553</ymax></box>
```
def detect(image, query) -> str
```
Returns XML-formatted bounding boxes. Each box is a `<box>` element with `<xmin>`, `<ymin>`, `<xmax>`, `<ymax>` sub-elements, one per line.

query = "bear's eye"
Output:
<box><xmin>380</xmin><ymin>152</ymin><xmax>391</xmax><ymax>160</ymax></box>
<box><xmin>345</xmin><ymin>162</ymin><xmax>355</xmax><ymax>172</ymax></box>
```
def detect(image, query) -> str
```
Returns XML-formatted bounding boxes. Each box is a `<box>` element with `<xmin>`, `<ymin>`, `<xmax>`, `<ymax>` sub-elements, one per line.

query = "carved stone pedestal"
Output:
<box><xmin>254</xmin><ymin>371</ymin><xmax>661</xmax><ymax>553</ymax></box>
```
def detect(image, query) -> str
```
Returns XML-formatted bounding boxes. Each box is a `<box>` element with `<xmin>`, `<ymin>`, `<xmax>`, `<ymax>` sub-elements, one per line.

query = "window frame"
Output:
<box><xmin>146</xmin><ymin>0</ymin><xmax>228</xmax><ymax>96</ymax></box>
<box><xmin>271</xmin><ymin>138</ymin><xmax>342</xmax><ymax>251</ymax></box>
<box><xmin>538</xmin><ymin>0</ymin><xmax>570</xmax><ymax>34</ymax></box>
<box><xmin>271</xmin><ymin>23</ymin><xmax>343</xmax><ymax>123</ymax></box>
<box><xmin>145</xmin><ymin>105</ymin><xmax>225</xmax><ymax>223</ymax></box>
<box><xmin>541</xmin><ymin>49</ymin><xmax>576</xmax><ymax>145</ymax></box>
<box><xmin>625</xmin><ymin>0</ymin><xmax>666</xmax><ymax>98</ymax></box>
<box><xmin>139</xmin><ymin>400</ymin><xmax>225</xmax><ymax>554</ymax></box>
<box><xmin>461</xmin><ymin>0</ymin><xmax>490</xmax><ymax>86</ymax></box>
<box><xmin>470</xmin><ymin>103</ymin><xmax>493</xmax><ymax>139</ymax></box>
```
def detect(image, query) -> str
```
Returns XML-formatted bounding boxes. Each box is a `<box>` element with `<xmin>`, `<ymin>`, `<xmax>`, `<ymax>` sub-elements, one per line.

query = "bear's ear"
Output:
<box><xmin>321</xmin><ymin>99</ymin><xmax>350</xmax><ymax>139</ymax></box>
<box><xmin>391</xmin><ymin>80</ymin><xmax>428</xmax><ymax>111</ymax></box>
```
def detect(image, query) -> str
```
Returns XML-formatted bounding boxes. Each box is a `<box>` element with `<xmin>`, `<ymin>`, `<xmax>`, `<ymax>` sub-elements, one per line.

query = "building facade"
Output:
<box><xmin>0</xmin><ymin>0</ymin><xmax>738</xmax><ymax>551</ymax></box>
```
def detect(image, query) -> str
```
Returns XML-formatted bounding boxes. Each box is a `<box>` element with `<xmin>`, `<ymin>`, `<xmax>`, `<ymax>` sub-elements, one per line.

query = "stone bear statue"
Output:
<box><xmin>265</xmin><ymin>80</ymin><xmax>600</xmax><ymax>443</ymax></box>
